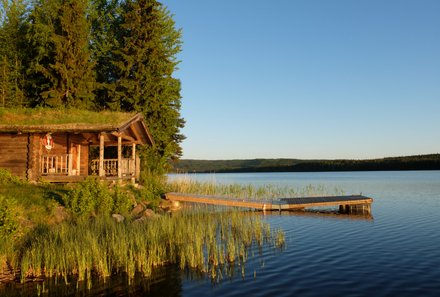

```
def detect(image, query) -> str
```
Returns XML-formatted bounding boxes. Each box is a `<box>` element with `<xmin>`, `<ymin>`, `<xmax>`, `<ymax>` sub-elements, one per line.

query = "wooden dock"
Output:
<box><xmin>165</xmin><ymin>192</ymin><xmax>373</xmax><ymax>214</ymax></box>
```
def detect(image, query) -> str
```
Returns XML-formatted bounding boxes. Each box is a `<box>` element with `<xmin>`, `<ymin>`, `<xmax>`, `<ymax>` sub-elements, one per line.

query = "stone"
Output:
<box><xmin>133</xmin><ymin>216</ymin><xmax>147</xmax><ymax>224</ymax></box>
<box><xmin>171</xmin><ymin>201</ymin><xmax>181</xmax><ymax>209</ymax></box>
<box><xmin>112</xmin><ymin>214</ymin><xmax>125</xmax><ymax>223</ymax></box>
<box><xmin>131</xmin><ymin>203</ymin><xmax>144</xmax><ymax>216</ymax></box>
<box><xmin>143</xmin><ymin>209</ymin><xmax>155</xmax><ymax>217</ymax></box>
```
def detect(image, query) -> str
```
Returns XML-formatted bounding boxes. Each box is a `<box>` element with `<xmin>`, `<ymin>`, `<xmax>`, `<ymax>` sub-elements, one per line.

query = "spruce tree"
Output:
<box><xmin>112</xmin><ymin>0</ymin><xmax>185</xmax><ymax>166</ymax></box>
<box><xmin>27</xmin><ymin>0</ymin><xmax>95</xmax><ymax>108</ymax></box>
<box><xmin>89</xmin><ymin>0</ymin><xmax>121</xmax><ymax>109</ymax></box>
<box><xmin>0</xmin><ymin>0</ymin><xmax>27</xmax><ymax>107</ymax></box>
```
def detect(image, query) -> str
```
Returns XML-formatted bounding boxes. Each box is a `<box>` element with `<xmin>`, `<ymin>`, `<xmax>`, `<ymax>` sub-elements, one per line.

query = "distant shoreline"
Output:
<box><xmin>171</xmin><ymin>154</ymin><xmax>440</xmax><ymax>173</ymax></box>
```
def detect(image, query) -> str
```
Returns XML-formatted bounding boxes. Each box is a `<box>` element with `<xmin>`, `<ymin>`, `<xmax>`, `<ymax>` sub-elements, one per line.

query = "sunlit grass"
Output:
<box><xmin>0</xmin><ymin>107</ymin><xmax>135</xmax><ymax>126</ymax></box>
<box><xmin>167</xmin><ymin>175</ymin><xmax>345</xmax><ymax>200</ymax></box>
<box><xmin>17</xmin><ymin>210</ymin><xmax>281</xmax><ymax>285</ymax></box>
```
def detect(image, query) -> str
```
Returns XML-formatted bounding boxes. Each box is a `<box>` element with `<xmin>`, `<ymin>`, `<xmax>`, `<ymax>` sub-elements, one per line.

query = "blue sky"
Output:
<box><xmin>162</xmin><ymin>0</ymin><xmax>440</xmax><ymax>160</ymax></box>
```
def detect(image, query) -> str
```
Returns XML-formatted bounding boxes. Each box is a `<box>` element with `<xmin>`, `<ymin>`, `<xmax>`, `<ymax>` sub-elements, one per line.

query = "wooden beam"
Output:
<box><xmin>68</xmin><ymin>153</ymin><xmax>73</xmax><ymax>176</ymax></box>
<box><xmin>117</xmin><ymin>134</ymin><xmax>122</xmax><ymax>179</ymax></box>
<box><xmin>82</xmin><ymin>132</ymin><xmax>98</xmax><ymax>144</ymax></box>
<box><xmin>111</xmin><ymin>131</ymin><xmax>136</xmax><ymax>143</ymax></box>
<box><xmin>131</xmin><ymin>143</ymin><xmax>136</xmax><ymax>183</ymax></box>
<box><xmin>99</xmin><ymin>133</ymin><xmax>105</xmax><ymax>177</ymax></box>
<box><xmin>77</xmin><ymin>144</ymin><xmax>81</xmax><ymax>176</ymax></box>
<box><xmin>128</xmin><ymin>124</ymin><xmax>143</xmax><ymax>143</ymax></box>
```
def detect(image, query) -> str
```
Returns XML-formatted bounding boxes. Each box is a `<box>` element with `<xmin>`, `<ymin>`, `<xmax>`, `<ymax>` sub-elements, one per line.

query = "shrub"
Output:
<box><xmin>112</xmin><ymin>186</ymin><xmax>135</xmax><ymax>215</ymax></box>
<box><xmin>0</xmin><ymin>195</ymin><xmax>19</xmax><ymax>238</ymax></box>
<box><xmin>63</xmin><ymin>178</ymin><xmax>142</xmax><ymax>219</ymax></box>
<box><xmin>140</xmin><ymin>171</ymin><xmax>166</xmax><ymax>201</ymax></box>
<box><xmin>63</xmin><ymin>177</ymin><xmax>113</xmax><ymax>219</ymax></box>
<box><xmin>0</xmin><ymin>168</ymin><xmax>23</xmax><ymax>185</ymax></box>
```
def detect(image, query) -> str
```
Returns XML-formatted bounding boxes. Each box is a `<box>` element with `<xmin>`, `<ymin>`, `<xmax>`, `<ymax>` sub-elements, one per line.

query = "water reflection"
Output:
<box><xmin>1</xmin><ymin>254</ymin><xmax>272</xmax><ymax>296</ymax></box>
<box><xmin>1</xmin><ymin>265</ymin><xmax>182</xmax><ymax>297</ymax></box>
<box><xmin>263</xmin><ymin>209</ymin><xmax>374</xmax><ymax>221</ymax></box>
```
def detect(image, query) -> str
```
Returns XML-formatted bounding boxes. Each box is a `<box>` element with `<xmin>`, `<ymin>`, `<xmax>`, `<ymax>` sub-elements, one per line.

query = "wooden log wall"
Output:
<box><xmin>0</xmin><ymin>133</ymin><xmax>28</xmax><ymax>178</ymax></box>
<box><xmin>27</xmin><ymin>134</ymin><xmax>41</xmax><ymax>181</ymax></box>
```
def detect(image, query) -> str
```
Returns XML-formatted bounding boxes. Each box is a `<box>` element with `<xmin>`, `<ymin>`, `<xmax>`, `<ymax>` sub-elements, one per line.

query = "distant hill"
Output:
<box><xmin>171</xmin><ymin>154</ymin><xmax>440</xmax><ymax>173</ymax></box>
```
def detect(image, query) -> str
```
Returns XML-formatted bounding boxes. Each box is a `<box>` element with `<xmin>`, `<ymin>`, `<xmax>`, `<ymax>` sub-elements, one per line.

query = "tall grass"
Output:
<box><xmin>167</xmin><ymin>175</ymin><xmax>345</xmax><ymax>200</ymax></box>
<box><xmin>17</xmin><ymin>209</ymin><xmax>281</xmax><ymax>285</ymax></box>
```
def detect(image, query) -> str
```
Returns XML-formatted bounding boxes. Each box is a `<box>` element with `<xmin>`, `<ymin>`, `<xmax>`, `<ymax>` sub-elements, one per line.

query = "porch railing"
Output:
<box><xmin>90</xmin><ymin>158</ymin><xmax>135</xmax><ymax>177</ymax></box>
<box><xmin>41</xmin><ymin>154</ymin><xmax>73</xmax><ymax>175</ymax></box>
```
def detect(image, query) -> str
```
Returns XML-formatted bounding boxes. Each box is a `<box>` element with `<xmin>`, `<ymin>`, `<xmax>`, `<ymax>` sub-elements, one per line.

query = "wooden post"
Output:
<box><xmin>117</xmin><ymin>135</ymin><xmax>122</xmax><ymax>179</ymax></box>
<box><xmin>131</xmin><ymin>143</ymin><xmax>136</xmax><ymax>183</ymax></box>
<box><xmin>77</xmin><ymin>144</ymin><xmax>81</xmax><ymax>176</ymax></box>
<box><xmin>135</xmin><ymin>154</ymin><xmax>140</xmax><ymax>181</ymax></box>
<box><xmin>68</xmin><ymin>154</ymin><xmax>73</xmax><ymax>176</ymax></box>
<box><xmin>67</xmin><ymin>133</ymin><xmax>72</xmax><ymax>176</ymax></box>
<box><xmin>99</xmin><ymin>133</ymin><xmax>105</xmax><ymax>177</ymax></box>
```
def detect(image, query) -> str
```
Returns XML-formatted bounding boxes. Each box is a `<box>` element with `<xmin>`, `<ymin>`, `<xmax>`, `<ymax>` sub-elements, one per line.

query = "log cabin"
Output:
<box><xmin>0</xmin><ymin>109</ymin><xmax>154</xmax><ymax>183</ymax></box>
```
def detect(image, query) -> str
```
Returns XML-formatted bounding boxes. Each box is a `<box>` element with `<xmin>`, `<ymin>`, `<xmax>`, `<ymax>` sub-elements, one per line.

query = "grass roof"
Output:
<box><xmin>0</xmin><ymin>108</ymin><xmax>135</xmax><ymax>125</ymax></box>
<box><xmin>0</xmin><ymin>108</ymin><xmax>139</xmax><ymax>132</ymax></box>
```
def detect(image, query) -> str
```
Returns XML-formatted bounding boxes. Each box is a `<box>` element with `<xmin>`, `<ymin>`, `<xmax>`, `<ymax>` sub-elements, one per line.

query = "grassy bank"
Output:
<box><xmin>18</xmin><ymin>210</ymin><xmax>282</xmax><ymax>286</ymax></box>
<box><xmin>0</xmin><ymin>169</ymin><xmax>285</xmax><ymax>288</ymax></box>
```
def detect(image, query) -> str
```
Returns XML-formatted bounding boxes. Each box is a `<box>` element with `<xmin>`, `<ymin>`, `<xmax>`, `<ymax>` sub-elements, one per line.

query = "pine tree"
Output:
<box><xmin>112</xmin><ymin>0</ymin><xmax>185</xmax><ymax>166</ymax></box>
<box><xmin>27</xmin><ymin>0</ymin><xmax>95</xmax><ymax>108</ymax></box>
<box><xmin>0</xmin><ymin>0</ymin><xmax>27</xmax><ymax>107</ymax></box>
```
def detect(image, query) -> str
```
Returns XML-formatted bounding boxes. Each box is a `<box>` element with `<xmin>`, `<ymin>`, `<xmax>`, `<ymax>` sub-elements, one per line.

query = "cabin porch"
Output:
<box><xmin>40</xmin><ymin>135</ymin><xmax>140</xmax><ymax>183</ymax></box>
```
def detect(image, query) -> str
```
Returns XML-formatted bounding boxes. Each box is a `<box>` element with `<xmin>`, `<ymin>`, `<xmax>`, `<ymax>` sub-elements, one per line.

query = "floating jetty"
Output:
<box><xmin>165</xmin><ymin>192</ymin><xmax>373</xmax><ymax>215</ymax></box>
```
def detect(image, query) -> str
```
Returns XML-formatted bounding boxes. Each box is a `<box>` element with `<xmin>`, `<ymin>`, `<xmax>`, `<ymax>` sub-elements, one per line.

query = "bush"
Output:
<box><xmin>140</xmin><ymin>171</ymin><xmax>166</xmax><ymax>201</ymax></box>
<box><xmin>112</xmin><ymin>186</ymin><xmax>135</xmax><ymax>215</ymax></box>
<box><xmin>0</xmin><ymin>195</ymin><xmax>19</xmax><ymax>238</ymax></box>
<box><xmin>0</xmin><ymin>168</ymin><xmax>23</xmax><ymax>185</ymax></box>
<box><xmin>63</xmin><ymin>177</ymin><xmax>113</xmax><ymax>219</ymax></box>
<box><xmin>63</xmin><ymin>178</ymin><xmax>139</xmax><ymax>219</ymax></box>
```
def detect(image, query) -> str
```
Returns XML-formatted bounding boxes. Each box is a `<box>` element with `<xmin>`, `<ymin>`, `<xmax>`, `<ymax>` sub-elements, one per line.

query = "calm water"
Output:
<box><xmin>4</xmin><ymin>171</ymin><xmax>440</xmax><ymax>296</ymax></box>
<box><xmin>170</xmin><ymin>171</ymin><xmax>440</xmax><ymax>297</ymax></box>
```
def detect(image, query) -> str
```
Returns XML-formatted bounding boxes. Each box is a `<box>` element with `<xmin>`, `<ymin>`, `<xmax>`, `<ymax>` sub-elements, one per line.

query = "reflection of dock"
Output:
<box><xmin>264</xmin><ymin>209</ymin><xmax>374</xmax><ymax>221</ymax></box>
<box><xmin>165</xmin><ymin>193</ymin><xmax>373</xmax><ymax>215</ymax></box>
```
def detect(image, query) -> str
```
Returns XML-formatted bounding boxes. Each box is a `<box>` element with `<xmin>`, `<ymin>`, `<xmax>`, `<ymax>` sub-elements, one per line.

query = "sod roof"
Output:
<box><xmin>0</xmin><ymin>108</ymin><xmax>139</xmax><ymax>133</ymax></box>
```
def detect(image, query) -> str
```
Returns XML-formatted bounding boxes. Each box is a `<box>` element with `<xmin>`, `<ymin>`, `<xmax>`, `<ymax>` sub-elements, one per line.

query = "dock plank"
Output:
<box><xmin>165</xmin><ymin>192</ymin><xmax>373</xmax><ymax>212</ymax></box>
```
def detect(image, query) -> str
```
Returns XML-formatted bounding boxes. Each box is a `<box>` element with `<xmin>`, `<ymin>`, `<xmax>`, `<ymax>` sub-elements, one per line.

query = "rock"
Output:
<box><xmin>171</xmin><ymin>201</ymin><xmax>181</xmax><ymax>209</ymax></box>
<box><xmin>133</xmin><ymin>216</ymin><xmax>147</xmax><ymax>224</ymax></box>
<box><xmin>143</xmin><ymin>209</ymin><xmax>155</xmax><ymax>217</ymax></box>
<box><xmin>158</xmin><ymin>199</ymin><xmax>182</xmax><ymax>213</ymax></box>
<box><xmin>54</xmin><ymin>206</ymin><xmax>70</xmax><ymax>223</ymax></box>
<box><xmin>112</xmin><ymin>214</ymin><xmax>125</xmax><ymax>223</ymax></box>
<box><xmin>159</xmin><ymin>199</ymin><xmax>172</xmax><ymax>210</ymax></box>
<box><xmin>131</xmin><ymin>203</ymin><xmax>145</xmax><ymax>216</ymax></box>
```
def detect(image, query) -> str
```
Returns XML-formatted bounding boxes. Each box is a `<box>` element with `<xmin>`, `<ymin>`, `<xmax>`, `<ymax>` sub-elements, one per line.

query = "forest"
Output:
<box><xmin>172</xmin><ymin>154</ymin><xmax>440</xmax><ymax>173</ymax></box>
<box><xmin>0</xmin><ymin>0</ymin><xmax>185</xmax><ymax>168</ymax></box>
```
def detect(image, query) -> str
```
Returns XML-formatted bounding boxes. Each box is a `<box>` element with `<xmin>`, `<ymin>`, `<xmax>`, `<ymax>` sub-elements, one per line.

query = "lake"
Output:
<box><xmin>3</xmin><ymin>171</ymin><xmax>440</xmax><ymax>296</ymax></box>
<box><xmin>171</xmin><ymin>171</ymin><xmax>440</xmax><ymax>297</ymax></box>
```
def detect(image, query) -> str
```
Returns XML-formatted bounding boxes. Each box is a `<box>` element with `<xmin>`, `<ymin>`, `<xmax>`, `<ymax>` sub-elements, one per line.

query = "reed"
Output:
<box><xmin>16</xmin><ymin>209</ymin><xmax>282</xmax><ymax>285</ymax></box>
<box><xmin>167</xmin><ymin>175</ymin><xmax>344</xmax><ymax>200</ymax></box>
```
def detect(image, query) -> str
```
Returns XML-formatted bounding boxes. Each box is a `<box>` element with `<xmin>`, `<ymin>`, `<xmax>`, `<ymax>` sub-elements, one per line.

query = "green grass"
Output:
<box><xmin>0</xmin><ymin>107</ymin><xmax>136</xmax><ymax>126</ymax></box>
<box><xmin>167</xmin><ymin>176</ymin><xmax>345</xmax><ymax>200</ymax></box>
<box><xmin>17</xmin><ymin>209</ymin><xmax>279</xmax><ymax>285</ymax></box>
<box><xmin>0</xmin><ymin>184</ymin><xmax>64</xmax><ymax>232</ymax></box>
<box><xmin>0</xmin><ymin>173</ymin><xmax>67</xmax><ymax>271</ymax></box>
<box><xmin>0</xmin><ymin>169</ymin><xmax>286</xmax><ymax>287</ymax></box>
